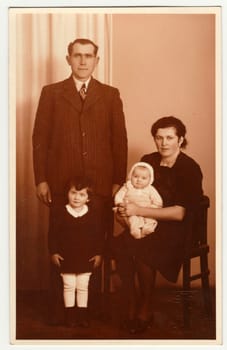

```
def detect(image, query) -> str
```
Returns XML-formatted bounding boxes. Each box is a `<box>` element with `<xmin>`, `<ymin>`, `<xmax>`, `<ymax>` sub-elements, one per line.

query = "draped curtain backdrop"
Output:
<box><xmin>16</xmin><ymin>13</ymin><xmax>112</xmax><ymax>290</ymax></box>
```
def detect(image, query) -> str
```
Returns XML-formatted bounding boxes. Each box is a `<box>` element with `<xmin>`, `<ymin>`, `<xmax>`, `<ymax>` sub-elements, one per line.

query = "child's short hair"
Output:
<box><xmin>64</xmin><ymin>176</ymin><xmax>93</xmax><ymax>199</ymax></box>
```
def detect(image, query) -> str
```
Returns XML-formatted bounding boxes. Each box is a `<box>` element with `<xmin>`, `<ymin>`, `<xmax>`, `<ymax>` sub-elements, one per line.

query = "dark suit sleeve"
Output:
<box><xmin>48</xmin><ymin>229</ymin><xmax>58</xmax><ymax>256</ymax></box>
<box><xmin>110</xmin><ymin>88</ymin><xmax>128</xmax><ymax>185</ymax></box>
<box><xmin>48</xmin><ymin>210</ymin><xmax>62</xmax><ymax>255</ymax></box>
<box><xmin>32</xmin><ymin>86</ymin><xmax>53</xmax><ymax>186</ymax></box>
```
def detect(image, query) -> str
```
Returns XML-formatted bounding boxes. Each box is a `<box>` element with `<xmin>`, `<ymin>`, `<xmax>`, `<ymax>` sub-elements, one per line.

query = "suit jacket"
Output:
<box><xmin>32</xmin><ymin>76</ymin><xmax>128</xmax><ymax>197</ymax></box>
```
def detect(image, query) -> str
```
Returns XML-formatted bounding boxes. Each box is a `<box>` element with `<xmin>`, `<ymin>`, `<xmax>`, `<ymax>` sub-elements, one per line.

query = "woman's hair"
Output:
<box><xmin>64</xmin><ymin>176</ymin><xmax>93</xmax><ymax>200</ymax></box>
<box><xmin>67</xmin><ymin>38</ymin><xmax>99</xmax><ymax>56</ymax></box>
<box><xmin>151</xmin><ymin>116</ymin><xmax>188</xmax><ymax>148</ymax></box>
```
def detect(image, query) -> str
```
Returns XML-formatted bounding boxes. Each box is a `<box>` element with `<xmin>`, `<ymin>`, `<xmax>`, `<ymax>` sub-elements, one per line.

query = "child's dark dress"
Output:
<box><xmin>48</xmin><ymin>205</ymin><xmax>102</xmax><ymax>273</ymax></box>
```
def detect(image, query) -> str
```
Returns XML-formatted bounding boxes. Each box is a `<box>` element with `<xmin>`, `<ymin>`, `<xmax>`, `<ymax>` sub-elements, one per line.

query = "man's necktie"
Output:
<box><xmin>79</xmin><ymin>83</ymin><xmax>87</xmax><ymax>101</ymax></box>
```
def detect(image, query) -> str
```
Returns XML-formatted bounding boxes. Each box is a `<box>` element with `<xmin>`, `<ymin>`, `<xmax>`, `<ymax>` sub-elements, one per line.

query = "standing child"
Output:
<box><xmin>48</xmin><ymin>177</ymin><xmax>103</xmax><ymax>327</ymax></box>
<box><xmin>114</xmin><ymin>162</ymin><xmax>163</xmax><ymax>239</ymax></box>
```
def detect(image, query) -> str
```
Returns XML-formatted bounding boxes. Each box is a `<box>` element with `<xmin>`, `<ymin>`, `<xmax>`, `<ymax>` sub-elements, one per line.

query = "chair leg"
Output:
<box><xmin>200</xmin><ymin>253</ymin><xmax>212</xmax><ymax>317</ymax></box>
<box><xmin>182</xmin><ymin>260</ymin><xmax>191</xmax><ymax>328</ymax></box>
<box><xmin>102</xmin><ymin>255</ymin><xmax>112</xmax><ymax>320</ymax></box>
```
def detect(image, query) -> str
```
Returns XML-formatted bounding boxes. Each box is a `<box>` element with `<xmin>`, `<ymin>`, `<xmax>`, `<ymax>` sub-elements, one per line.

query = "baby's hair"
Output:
<box><xmin>64</xmin><ymin>176</ymin><xmax>93</xmax><ymax>200</ymax></box>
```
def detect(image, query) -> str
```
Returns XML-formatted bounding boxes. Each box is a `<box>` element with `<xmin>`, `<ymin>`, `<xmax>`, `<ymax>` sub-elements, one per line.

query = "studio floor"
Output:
<box><xmin>14</xmin><ymin>286</ymin><xmax>216</xmax><ymax>344</ymax></box>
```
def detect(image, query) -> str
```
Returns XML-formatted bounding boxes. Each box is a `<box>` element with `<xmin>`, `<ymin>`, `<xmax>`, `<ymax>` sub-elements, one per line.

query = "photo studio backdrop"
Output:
<box><xmin>13</xmin><ymin>9</ymin><xmax>217</xmax><ymax>291</ymax></box>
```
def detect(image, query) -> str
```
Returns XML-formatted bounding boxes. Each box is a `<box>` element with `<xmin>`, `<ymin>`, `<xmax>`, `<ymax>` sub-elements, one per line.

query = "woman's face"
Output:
<box><xmin>154</xmin><ymin>127</ymin><xmax>184</xmax><ymax>159</ymax></box>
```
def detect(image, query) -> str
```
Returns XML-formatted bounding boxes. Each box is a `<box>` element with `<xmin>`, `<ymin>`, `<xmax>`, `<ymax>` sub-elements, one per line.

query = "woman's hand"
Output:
<box><xmin>123</xmin><ymin>204</ymin><xmax>185</xmax><ymax>222</ymax></box>
<box><xmin>124</xmin><ymin>202</ymin><xmax>139</xmax><ymax>216</ymax></box>
<box><xmin>116</xmin><ymin>203</ymin><xmax>127</xmax><ymax>217</ymax></box>
<box><xmin>117</xmin><ymin>202</ymin><xmax>139</xmax><ymax>217</ymax></box>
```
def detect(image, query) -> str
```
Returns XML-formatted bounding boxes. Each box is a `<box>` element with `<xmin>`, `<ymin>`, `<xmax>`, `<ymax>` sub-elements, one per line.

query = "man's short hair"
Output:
<box><xmin>67</xmin><ymin>38</ymin><xmax>99</xmax><ymax>56</ymax></box>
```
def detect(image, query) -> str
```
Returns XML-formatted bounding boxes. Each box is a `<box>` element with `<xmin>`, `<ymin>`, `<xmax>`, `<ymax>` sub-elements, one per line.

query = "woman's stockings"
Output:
<box><xmin>117</xmin><ymin>254</ymin><xmax>155</xmax><ymax>322</ymax></box>
<box><xmin>136</xmin><ymin>259</ymin><xmax>156</xmax><ymax>321</ymax></box>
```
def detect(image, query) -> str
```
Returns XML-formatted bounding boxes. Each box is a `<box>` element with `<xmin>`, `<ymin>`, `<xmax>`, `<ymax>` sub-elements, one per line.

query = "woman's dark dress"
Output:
<box><xmin>48</xmin><ymin>205</ymin><xmax>103</xmax><ymax>273</ymax></box>
<box><xmin>115</xmin><ymin>151</ymin><xmax>203</xmax><ymax>283</ymax></box>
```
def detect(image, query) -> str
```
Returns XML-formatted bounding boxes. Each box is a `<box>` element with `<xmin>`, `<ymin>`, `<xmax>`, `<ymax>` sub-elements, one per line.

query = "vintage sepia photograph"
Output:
<box><xmin>9</xmin><ymin>6</ymin><xmax>221</xmax><ymax>346</ymax></box>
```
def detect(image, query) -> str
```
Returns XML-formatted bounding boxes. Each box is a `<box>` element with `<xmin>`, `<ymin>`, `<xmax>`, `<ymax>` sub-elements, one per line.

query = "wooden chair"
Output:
<box><xmin>109</xmin><ymin>195</ymin><xmax>213</xmax><ymax>328</ymax></box>
<box><xmin>182</xmin><ymin>195</ymin><xmax>212</xmax><ymax>328</ymax></box>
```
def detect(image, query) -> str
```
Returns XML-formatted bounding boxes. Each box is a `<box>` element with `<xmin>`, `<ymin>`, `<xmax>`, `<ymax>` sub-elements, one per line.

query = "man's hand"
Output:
<box><xmin>89</xmin><ymin>255</ymin><xmax>102</xmax><ymax>269</ymax></box>
<box><xmin>51</xmin><ymin>253</ymin><xmax>64</xmax><ymax>267</ymax></box>
<box><xmin>36</xmin><ymin>181</ymin><xmax>52</xmax><ymax>206</ymax></box>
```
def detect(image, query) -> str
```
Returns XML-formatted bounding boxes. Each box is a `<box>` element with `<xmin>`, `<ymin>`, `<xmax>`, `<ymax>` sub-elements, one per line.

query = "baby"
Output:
<box><xmin>114</xmin><ymin>162</ymin><xmax>163</xmax><ymax>239</ymax></box>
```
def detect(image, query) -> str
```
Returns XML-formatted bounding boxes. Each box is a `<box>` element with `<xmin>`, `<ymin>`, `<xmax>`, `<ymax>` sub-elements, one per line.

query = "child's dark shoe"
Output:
<box><xmin>64</xmin><ymin>307</ymin><xmax>76</xmax><ymax>328</ymax></box>
<box><xmin>77</xmin><ymin>307</ymin><xmax>90</xmax><ymax>328</ymax></box>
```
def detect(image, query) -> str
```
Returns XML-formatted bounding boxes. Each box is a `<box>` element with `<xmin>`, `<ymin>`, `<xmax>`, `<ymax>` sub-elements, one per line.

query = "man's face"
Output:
<box><xmin>66</xmin><ymin>43</ymin><xmax>99</xmax><ymax>81</ymax></box>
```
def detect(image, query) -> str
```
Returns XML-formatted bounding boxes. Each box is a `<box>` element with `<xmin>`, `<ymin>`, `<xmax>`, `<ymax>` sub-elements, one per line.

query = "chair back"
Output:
<box><xmin>184</xmin><ymin>195</ymin><xmax>210</xmax><ymax>255</ymax></box>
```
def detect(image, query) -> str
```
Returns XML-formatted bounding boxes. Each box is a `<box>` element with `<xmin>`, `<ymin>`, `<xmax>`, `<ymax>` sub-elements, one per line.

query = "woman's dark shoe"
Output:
<box><xmin>78</xmin><ymin>319</ymin><xmax>90</xmax><ymax>328</ymax></box>
<box><xmin>120</xmin><ymin>318</ymin><xmax>137</xmax><ymax>331</ymax></box>
<box><xmin>129</xmin><ymin>317</ymin><xmax>153</xmax><ymax>334</ymax></box>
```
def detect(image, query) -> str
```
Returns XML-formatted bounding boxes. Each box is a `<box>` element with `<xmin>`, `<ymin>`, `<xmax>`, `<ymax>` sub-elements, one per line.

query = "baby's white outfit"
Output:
<box><xmin>115</xmin><ymin>162</ymin><xmax>163</xmax><ymax>239</ymax></box>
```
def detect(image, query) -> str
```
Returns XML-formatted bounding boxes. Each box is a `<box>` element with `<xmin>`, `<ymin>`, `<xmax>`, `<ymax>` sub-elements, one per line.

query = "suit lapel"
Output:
<box><xmin>62</xmin><ymin>76</ymin><xmax>82</xmax><ymax>112</ymax></box>
<box><xmin>62</xmin><ymin>76</ymin><xmax>102</xmax><ymax>112</ymax></box>
<box><xmin>82</xmin><ymin>78</ymin><xmax>102</xmax><ymax>111</ymax></box>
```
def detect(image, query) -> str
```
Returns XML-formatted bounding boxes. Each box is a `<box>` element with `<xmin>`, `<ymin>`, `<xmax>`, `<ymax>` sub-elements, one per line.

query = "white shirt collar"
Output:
<box><xmin>65</xmin><ymin>204</ymin><xmax>88</xmax><ymax>218</ymax></box>
<box><xmin>72</xmin><ymin>76</ymin><xmax>91</xmax><ymax>92</ymax></box>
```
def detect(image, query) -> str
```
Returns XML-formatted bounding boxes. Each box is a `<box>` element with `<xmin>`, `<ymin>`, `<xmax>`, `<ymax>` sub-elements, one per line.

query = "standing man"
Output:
<box><xmin>32</xmin><ymin>38</ymin><xmax>128</xmax><ymax>324</ymax></box>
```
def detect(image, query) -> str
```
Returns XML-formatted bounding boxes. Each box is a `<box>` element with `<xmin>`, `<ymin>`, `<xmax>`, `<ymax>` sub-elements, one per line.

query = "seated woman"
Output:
<box><xmin>113</xmin><ymin>116</ymin><xmax>204</xmax><ymax>334</ymax></box>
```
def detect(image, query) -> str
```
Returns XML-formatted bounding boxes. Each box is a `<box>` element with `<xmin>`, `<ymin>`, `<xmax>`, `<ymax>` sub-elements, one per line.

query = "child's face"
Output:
<box><xmin>68</xmin><ymin>186</ymin><xmax>89</xmax><ymax>209</ymax></box>
<box><xmin>131</xmin><ymin>166</ymin><xmax>151</xmax><ymax>189</ymax></box>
